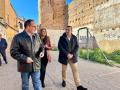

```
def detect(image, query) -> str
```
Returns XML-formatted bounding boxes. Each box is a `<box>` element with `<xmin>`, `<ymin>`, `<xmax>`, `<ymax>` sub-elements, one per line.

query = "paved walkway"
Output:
<box><xmin>0</xmin><ymin>51</ymin><xmax>120</xmax><ymax>90</ymax></box>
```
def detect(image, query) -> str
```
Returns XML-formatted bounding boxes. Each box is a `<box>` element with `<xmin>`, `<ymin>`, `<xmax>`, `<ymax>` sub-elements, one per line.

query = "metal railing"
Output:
<box><xmin>77</xmin><ymin>27</ymin><xmax>112</xmax><ymax>66</ymax></box>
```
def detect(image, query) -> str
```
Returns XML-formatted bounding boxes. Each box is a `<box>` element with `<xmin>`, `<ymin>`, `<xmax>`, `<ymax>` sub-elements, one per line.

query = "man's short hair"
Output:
<box><xmin>24</xmin><ymin>19</ymin><xmax>34</xmax><ymax>29</ymax></box>
<box><xmin>66</xmin><ymin>26</ymin><xmax>72</xmax><ymax>30</ymax></box>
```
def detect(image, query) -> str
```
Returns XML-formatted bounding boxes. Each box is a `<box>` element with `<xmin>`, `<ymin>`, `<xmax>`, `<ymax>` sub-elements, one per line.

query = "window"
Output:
<box><xmin>76</xmin><ymin>19</ymin><xmax>77</xmax><ymax>21</ymax></box>
<box><xmin>19</xmin><ymin>22</ymin><xmax>23</xmax><ymax>29</ymax></box>
<box><xmin>89</xmin><ymin>3</ymin><xmax>91</xmax><ymax>6</ymax></box>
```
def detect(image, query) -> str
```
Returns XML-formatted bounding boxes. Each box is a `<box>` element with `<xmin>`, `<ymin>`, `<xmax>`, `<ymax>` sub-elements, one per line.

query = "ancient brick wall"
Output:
<box><xmin>39</xmin><ymin>0</ymin><xmax>66</xmax><ymax>29</ymax></box>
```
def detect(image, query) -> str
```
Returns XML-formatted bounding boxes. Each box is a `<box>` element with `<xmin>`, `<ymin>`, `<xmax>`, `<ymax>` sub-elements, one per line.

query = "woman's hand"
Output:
<box><xmin>44</xmin><ymin>44</ymin><xmax>52</xmax><ymax>50</ymax></box>
<box><xmin>45</xmin><ymin>44</ymin><xmax>49</xmax><ymax>48</ymax></box>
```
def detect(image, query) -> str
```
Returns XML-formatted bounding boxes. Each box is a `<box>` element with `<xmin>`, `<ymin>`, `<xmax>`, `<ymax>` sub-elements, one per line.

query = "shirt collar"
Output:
<box><xmin>23</xmin><ymin>30</ymin><xmax>35</xmax><ymax>37</ymax></box>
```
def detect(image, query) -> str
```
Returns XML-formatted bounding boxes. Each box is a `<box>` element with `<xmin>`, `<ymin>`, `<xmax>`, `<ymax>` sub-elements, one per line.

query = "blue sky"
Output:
<box><xmin>10</xmin><ymin>0</ymin><xmax>72</xmax><ymax>24</ymax></box>
<box><xmin>67</xmin><ymin>0</ymin><xmax>72</xmax><ymax>4</ymax></box>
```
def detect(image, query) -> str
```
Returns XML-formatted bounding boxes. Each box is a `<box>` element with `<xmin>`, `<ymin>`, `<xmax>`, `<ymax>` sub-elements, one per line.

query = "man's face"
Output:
<box><xmin>65</xmin><ymin>27</ymin><xmax>72</xmax><ymax>36</ymax></box>
<box><xmin>28</xmin><ymin>21</ymin><xmax>36</xmax><ymax>34</ymax></box>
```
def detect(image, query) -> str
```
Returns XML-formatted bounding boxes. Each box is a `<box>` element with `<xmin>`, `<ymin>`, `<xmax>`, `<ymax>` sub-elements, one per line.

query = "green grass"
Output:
<box><xmin>79</xmin><ymin>48</ymin><xmax>120</xmax><ymax>65</ymax></box>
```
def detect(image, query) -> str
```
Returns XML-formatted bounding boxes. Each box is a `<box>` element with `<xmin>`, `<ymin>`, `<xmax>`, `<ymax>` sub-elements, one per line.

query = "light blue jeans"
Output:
<box><xmin>21</xmin><ymin>71</ymin><xmax>42</xmax><ymax>90</ymax></box>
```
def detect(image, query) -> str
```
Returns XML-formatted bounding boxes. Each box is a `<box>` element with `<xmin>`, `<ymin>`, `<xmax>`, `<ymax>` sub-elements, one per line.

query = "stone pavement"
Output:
<box><xmin>0</xmin><ymin>51</ymin><xmax>120</xmax><ymax>90</ymax></box>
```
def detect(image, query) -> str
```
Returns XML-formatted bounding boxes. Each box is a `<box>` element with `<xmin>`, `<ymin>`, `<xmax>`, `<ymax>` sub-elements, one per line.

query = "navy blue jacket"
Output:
<box><xmin>0</xmin><ymin>38</ymin><xmax>7</xmax><ymax>52</ymax></box>
<box><xmin>58</xmin><ymin>33</ymin><xmax>79</xmax><ymax>65</ymax></box>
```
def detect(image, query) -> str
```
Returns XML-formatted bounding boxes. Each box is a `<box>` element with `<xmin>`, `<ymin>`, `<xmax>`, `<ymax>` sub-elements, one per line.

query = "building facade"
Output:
<box><xmin>17</xmin><ymin>17</ymin><xmax>25</xmax><ymax>33</ymax></box>
<box><xmin>0</xmin><ymin>0</ymin><xmax>18</xmax><ymax>48</ymax></box>
<box><xmin>0</xmin><ymin>21</ymin><xmax>6</xmax><ymax>38</ymax></box>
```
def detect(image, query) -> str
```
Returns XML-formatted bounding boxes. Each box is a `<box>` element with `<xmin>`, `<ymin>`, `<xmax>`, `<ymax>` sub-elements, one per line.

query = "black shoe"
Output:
<box><xmin>5</xmin><ymin>61</ymin><xmax>8</xmax><ymax>64</ymax></box>
<box><xmin>0</xmin><ymin>62</ymin><xmax>1</xmax><ymax>66</ymax></box>
<box><xmin>77</xmin><ymin>85</ymin><xmax>87</xmax><ymax>90</ymax></box>
<box><xmin>62</xmin><ymin>80</ymin><xmax>66</xmax><ymax>87</ymax></box>
<box><xmin>0</xmin><ymin>59</ymin><xmax>1</xmax><ymax>66</ymax></box>
<box><xmin>42</xmin><ymin>83</ymin><xmax>45</xmax><ymax>88</ymax></box>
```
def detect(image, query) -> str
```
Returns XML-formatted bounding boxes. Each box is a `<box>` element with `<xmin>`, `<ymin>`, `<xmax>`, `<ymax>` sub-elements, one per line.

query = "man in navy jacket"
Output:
<box><xmin>0</xmin><ymin>33</ymin><xmax>8</xmax><ymax>66</ymax></box>
<box><xmin>58</xmin><ymin>26</ymin><xmax>87</xmax><ymax>90</ymax></box>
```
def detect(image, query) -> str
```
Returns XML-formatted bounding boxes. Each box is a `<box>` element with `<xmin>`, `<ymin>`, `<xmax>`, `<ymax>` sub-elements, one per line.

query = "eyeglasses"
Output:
<box><xmin>31</xmin><ymin>25</ymin><xmax>36</xmax><ymax>28</ymax></box>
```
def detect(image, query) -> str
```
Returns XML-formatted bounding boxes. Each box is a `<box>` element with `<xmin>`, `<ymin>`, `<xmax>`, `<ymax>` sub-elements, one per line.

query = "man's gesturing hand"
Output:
<box><xmin>67</xmin><ymin>53</ymin><xmax>73</xmax><ymax>60</ymax></box>
<box><xmin>26</xmin><ymin>57</ymin><xmax>33</xmax><ymax>63</ymax></box>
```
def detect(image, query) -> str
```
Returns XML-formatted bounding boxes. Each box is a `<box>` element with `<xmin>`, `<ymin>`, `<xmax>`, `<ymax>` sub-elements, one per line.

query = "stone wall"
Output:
<box><xmin>68</xmin><ymin>0</ymin><xmax>108</xmax><ymax>28</ymax></box>
<box><xmin>94</xmin><ymin>0</ymin><xmax>120</xmax><ymax>30</ymax></box>
<box><xmin>95</xmin><ymin>28</ymin><xmax>120</xmax><ymax>52</ymax></box>
<box><xmin>47</xmin><ymin>29</ymin><xmax>64</xmax><ymax>47</ymax></box>
<box><xmin>4</xmin><ymin>0</ymin><xmax>18</xmax><ymax>30</ymax></box>
<box><xmin>39</xmin><ymin>0</ymin><xmax>66</xmax><ymax>29</ymax></box>
<box><xmin>0</xmin><ymin>0</ymin><xmax>5</xmax><ymax>19</ymax></box>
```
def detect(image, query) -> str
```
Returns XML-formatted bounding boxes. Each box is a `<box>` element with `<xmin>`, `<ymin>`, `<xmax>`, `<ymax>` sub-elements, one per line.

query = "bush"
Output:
<box><xmin>112</xmin><ymin>50</ymin><xmax>120</xmax><ymax>55</ymax></box>
<box><xmin>110</xmin><ymin>55</ymin><xmax>120</xmax><ymax>63</ymax></box>
<box><xmin>79</xmin><ymin>48</ymin><xmax>120</xmax><ymax>65</ymax></box>
<box><xmin>79</xmin><ymin>49</ymin><xmax>87</xmax><ymax>59</ymax></box>
<box><xmin>90</xmin><ymin>48</ymin><xmax>102</xmax><ymax>61</ymax></box>
<box><xmin>103</xmin><ymin>51</ymin><xmax>111</xmax><ymax>59</ymax></box>
<box><xmin>80</xmin><ymin>48</ymin><xmax>120</xmax><ymax>64</ymax></box>
<box><xmin>79</xmin><ymin>48</ymin><xmax>110</xmax><ymax>64</ymax></box>
<box><xmin>108</xmin><ymin>50</ymin><xmax>120</xmax><ymax>64</ymax></box>
<box><xmin>52</xmin><ymin>47</ymin><xmax>58</xmax><ymax>51</ymax></box>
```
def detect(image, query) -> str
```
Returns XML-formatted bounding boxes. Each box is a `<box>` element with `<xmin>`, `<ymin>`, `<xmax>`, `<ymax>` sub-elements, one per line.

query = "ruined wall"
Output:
<box><xmin>39</xmin><ymin>0</ymin><xmax>66</xmax><ymax>29</ymax></box>
<box><xmin>68</xmin><ymin>0</ymin><xmax>108</xmax><ymax>28</ymax></box>
<box><xmin>94</xmin><ymin>0</ymin><xmax>120</xmax><ymax>30</ymax></box>
<box><xmin>94</xmin><ymin>0</ymin><xmax>120</xmax><ymax>52</ymax></box>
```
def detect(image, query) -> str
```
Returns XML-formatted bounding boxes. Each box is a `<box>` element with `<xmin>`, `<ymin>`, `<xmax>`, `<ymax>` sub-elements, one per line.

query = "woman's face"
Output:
<box><xmin>41</xmin><ymin>29</ymin><xmax>46</xmax><ymax>36</ymax></box>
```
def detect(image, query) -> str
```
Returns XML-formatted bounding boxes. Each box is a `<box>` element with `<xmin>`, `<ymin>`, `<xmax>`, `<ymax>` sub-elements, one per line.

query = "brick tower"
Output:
<box><xmin>38</xmin><ymin>0</ymin><xmax>66</xmax><ymax>30</ymax></box>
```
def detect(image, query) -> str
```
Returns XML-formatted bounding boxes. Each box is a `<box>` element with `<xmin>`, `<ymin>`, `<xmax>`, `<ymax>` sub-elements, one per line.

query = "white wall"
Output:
<box><xmin>47</xmin><ymin>29</ymin><xmax>64</xmax><ymax>47</ymax></box>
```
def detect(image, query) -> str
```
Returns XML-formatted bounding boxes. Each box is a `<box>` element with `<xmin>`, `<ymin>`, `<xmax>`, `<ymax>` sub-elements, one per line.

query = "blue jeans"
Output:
<box><xmin>21</xmin><ymin>71</ymin><xmax>42</xmax><ymax>90</ymax></box>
